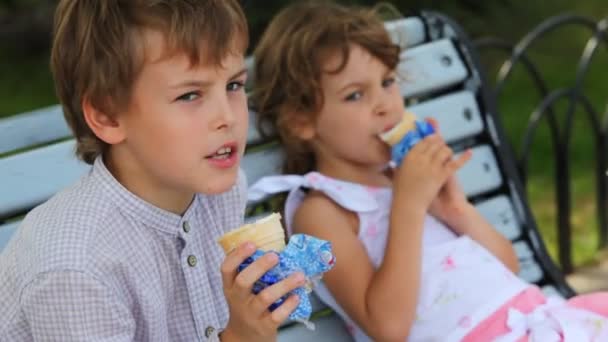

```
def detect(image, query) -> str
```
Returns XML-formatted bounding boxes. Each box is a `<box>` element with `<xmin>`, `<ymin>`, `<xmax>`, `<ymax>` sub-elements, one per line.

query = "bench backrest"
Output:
<box><xmin>0</xmin><ymin>12</ymin><xmax>573</xmax><ymax>341</ymax></box>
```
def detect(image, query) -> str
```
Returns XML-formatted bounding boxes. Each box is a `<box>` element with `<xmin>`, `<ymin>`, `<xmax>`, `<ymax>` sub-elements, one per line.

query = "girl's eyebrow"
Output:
<box><xmin>336</xmin><ymin>68</ymin><xmax>395</xmax><ymax>93</ymax></box>
<box><xmin>337</xmin><ymin>81</ymin><xmax>365</xmax><ymax>94</ymax></box>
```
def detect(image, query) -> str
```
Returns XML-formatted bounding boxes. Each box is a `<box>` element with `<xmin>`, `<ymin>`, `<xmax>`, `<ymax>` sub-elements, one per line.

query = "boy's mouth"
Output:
<box><xmin>205</xmin><ymin>142</ymin><xmax>238</xmax><ymax>161</ymax></box>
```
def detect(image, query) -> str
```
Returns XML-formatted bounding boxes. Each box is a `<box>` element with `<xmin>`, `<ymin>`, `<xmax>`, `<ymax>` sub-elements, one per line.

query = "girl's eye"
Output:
<box><xmin>382</xmin><ymin>77</ymin><xmax>396</xmax><ymax>88</ymax></box>
<box><xmin>227</xmin><ymin>81</ymin><xmax>245</xmax><ymax>92</ymax></box>
<box><xmin>345</xmin><ymin>91</ymin><xmax>362</xmax><ymax>102</ymax></box>
<box><xmin>175</xmin><ymin>92</ymin><xmax>200</xmax><ymax>102</ymax></box>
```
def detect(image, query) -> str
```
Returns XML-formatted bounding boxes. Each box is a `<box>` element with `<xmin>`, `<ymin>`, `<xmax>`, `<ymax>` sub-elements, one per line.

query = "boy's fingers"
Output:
<box><xmin>252</xmin><ymin>272</ymin><xmax>305</xmax><ymax>315</ymax></box>
<box><xmin>234</xmin><ymin>253</ymin><xmax>279</xmax><ymax>291</ymax></box>
<box><xmin>268</xmin><ymin>295</ymin><xmax>300</xmax><ymax>325</ymax></box>
<box><xmin>221</xmin><ymin>242</ymin><xmax>256</xmax><ymax>289</ymax></box>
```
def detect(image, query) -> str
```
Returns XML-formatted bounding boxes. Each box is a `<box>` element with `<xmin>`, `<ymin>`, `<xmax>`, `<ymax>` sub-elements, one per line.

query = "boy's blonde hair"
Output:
<box><xmin>252</xmin><ymin>1</ymin><xmax>400</xmax><ymax>175</ymax></box>
<box><xmin>51</xmin><ymin>0</ymin><xmax>248</xmax><ymax>164</ymax></box>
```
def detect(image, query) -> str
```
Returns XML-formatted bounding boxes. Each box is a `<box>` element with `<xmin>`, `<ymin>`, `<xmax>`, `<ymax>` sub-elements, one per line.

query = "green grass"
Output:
<box><xmin>0</xmin><ymin>51</ymin><xmax>56</xmax><ymax>117</ymax></box>
<box><xmin>1</xmin><ymin>0</ymin><xmax>607</xmax><ymax>270</ymax></box>
<box><xmin>474</xmin><ymin>0</ymin><xmax>608</xmax><ymax>268</ymax></box>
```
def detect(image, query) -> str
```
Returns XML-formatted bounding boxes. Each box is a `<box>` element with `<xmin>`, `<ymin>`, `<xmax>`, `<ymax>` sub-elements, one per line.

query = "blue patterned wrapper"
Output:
<box><xmin>390</xmin><ymin>120</ymin><xmax>435</xmax><ymax>166</ymax></box>
<box><xmin>237</xmin><ymin>234</ymin><xmax>335</xmax><ymax>329</ymax></box>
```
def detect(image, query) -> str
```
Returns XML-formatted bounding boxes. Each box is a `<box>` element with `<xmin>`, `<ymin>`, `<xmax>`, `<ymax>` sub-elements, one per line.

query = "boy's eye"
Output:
<box><xmin>345</xmin><ymin>91</ymin><xmax>362</xmax><ymax>102</ymax></box>
<box><xmin>175</xmin><ymin>92</ymin><xmax>200</xmax><ymax>102</ymax></box>
<box><xmin>227</xmin><ymin>81</ymin><xmax>245</xmax><ymax>92</ymax></box>
<box><xmin>382</xmin><ymin>77</ymin><xmax>396</xmax><ymax>88</ymax></box>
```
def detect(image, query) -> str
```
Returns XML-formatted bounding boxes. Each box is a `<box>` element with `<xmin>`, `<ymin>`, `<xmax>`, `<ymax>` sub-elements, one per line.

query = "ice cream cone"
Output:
<box><xmin>218</xmin><ymin>213</ymin><xmax>286</xmax><ymax>253</ymax></box>
<box><xmin>379</xmin><ymin>111</ymin><xmax>417</xmax><ymax>146</ymax></box>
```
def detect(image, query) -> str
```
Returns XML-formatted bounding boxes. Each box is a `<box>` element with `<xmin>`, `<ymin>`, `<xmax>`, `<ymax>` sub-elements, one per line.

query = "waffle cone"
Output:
<box><xmin>379</xmin><ymin>111</ymin><xmax>417</xmax><ymax>146</ymax></box>
<box><xmin>218</xmin><ymin>213</ymin><xmax>286</xmax><ymax>253</ymax></box>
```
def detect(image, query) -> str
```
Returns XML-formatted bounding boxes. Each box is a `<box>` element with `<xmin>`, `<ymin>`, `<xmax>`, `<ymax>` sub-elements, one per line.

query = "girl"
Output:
<box><xmin>250</xmin><ymin>2</ymin><xmax>608</xmax><ymax>341</ymax></box>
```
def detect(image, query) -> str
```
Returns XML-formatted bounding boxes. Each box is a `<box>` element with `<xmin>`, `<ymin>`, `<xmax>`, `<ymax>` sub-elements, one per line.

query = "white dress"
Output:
<box><xmin>249</xmin><ymin>172</ymin><xmax>608</xmax><ymax>342</ymax></box>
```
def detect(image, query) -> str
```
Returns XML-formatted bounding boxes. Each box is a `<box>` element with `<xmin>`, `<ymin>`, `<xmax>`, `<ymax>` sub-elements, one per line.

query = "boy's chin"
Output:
<box><xmin>196</xmin><ymin>171</ymin><xmax>239</xmax><ymax>195</ymax></box>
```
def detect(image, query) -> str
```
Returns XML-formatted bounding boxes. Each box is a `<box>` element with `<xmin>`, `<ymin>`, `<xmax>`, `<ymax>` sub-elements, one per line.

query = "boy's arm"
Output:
<box><xmin>20</xmin><ymin>270</ymin><xmax>135</xmax><ymax>341</ymax></box>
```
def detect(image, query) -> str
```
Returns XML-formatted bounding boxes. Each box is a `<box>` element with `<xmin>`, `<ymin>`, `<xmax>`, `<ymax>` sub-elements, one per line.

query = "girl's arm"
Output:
<box><xmin>293</xmin><ymin>136</ymin><xmax>469</xmax><ymax>341</ymax></box>
<box><xmin>440</xmin><ymin>202</ymin><xmax>520</xmax><ymax>274</ymax></box>
<box><xmin>293</xmin><ymin>191</ymin><xmax>425</xmax><ymax>341</ymax></box>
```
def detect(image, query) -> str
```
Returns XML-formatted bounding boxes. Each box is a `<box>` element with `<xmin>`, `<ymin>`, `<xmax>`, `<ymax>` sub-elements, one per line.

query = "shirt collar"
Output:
<box><xmin>92</xmin><ymin>156</ymin><xmax>198</xmax><ymax>235</ymax></box>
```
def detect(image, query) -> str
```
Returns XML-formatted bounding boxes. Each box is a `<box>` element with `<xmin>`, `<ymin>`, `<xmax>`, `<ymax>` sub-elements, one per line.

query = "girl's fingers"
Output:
<box><xmin>433</xmin><ymin>145</ymin><xmax>453</xmax><ymax>165</ymax></box>
<box><xmin>412</xmin><ymin>134</ymin><xmax>440</xmax><ymax>155</ymax></box>
<box><xmin>426</xmin><ymin>117</ymin><xmax>439</xmax><ymax>131</ymax></box>
<box><xmin>448</xmin><ymin>149</ymin><xmax>472</xmax><ymax>172</ymax></box>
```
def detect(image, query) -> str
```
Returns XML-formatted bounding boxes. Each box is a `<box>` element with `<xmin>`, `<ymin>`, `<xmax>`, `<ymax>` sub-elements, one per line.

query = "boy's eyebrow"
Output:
<box><xmin>169</xmin><ymin>68</ymin><xmax>248</xmax><ymax>89</ymax></box>
<box><xmin>229</xmin><ymin>68</ymin><xmax>248</xmax><ymax>80</ymax></box>
<box><xmin>170</xmin><ymin>80</ymin><xmax>213</xmax><ymax>89</ymax></box>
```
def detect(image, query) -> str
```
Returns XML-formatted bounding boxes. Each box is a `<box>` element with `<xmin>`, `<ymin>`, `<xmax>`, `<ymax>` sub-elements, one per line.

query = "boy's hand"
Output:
<box><xmin>220</xmin><ymin>242</ymin><xmax>306</xmax><ymax>342</ymax></box>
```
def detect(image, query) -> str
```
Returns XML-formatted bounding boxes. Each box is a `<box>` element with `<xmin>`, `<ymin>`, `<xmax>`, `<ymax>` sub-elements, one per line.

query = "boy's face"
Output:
<box><xmin>110</xmin><ymin>29</ymin><xmax>248</xmax><ymax>212</ymax></box>
<box><xmin>311</xmin><ymin>44</ymin><xmax>404</xmax><ymax>170</ymax></box>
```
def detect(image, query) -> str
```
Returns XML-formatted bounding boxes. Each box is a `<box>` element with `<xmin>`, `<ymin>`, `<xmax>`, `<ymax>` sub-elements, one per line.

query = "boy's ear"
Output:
<box><xmin>82</xmin><ymin>97</ymin><xmax>126</xmax><ymax>145</ymax></box>
<box><xmin>287</xmin><ymin>111</ymin><xmax>316</xmax><ymax>141</ymax></box>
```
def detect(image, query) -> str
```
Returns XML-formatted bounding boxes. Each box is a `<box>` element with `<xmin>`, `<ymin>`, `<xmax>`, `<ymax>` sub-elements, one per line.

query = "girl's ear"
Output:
<box><xmin>285</xmin><ymin>110</ymin><xmax>316</xmax><ymax>141</ymax></box>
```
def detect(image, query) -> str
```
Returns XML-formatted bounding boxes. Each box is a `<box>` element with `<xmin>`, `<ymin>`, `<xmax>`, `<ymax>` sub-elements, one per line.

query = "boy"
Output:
<box><xmin>0</xmin><ymin>1</ymin><xmax>303</xmax><ymax>341</ymax></box>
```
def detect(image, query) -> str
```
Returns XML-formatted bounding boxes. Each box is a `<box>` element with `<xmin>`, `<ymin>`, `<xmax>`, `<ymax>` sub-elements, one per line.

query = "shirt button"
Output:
<box><xmin>205</xmin><ymin>326</ymin><xmax>215</xmax><ymax>338</ymax></box>
<box><xmin>187</xmin><ymin>255</ymin><xmax>197</xmax><ymax>267</ymax></box>
<box><xmin>182</xmin><ymin>221</ymin><xmax>191</xmax><ymax>233</ymax></box>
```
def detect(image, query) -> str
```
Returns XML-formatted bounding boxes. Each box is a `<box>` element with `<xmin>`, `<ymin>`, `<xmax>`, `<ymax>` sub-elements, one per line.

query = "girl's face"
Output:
<box><xmin>307</xmin><ymin>44</ymin><xmax>405</xmax><ymax>176</ymax></box>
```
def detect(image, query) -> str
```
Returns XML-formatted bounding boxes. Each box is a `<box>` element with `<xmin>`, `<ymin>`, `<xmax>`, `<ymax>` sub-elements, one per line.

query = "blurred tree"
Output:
<box><xmin>0</xmin><ymin>0</ymin><xmax>513</xmax><ymax>57</ymax></box>
<box><xmin>0</xmin><ymin>0</ymin><xmax>56</xmax><ymax>56</ymax></box>
<box><xmin>241</xmin><ymin>0</ymin><xmax>513</xmax><ymax>52</ymax></box>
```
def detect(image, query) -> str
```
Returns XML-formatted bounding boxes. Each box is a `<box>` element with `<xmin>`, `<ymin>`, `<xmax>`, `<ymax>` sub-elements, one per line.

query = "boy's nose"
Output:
<box><xmin>212</xmin><ymin>97</ymin><xmax>236</xmax><ymax>131</ymax></box>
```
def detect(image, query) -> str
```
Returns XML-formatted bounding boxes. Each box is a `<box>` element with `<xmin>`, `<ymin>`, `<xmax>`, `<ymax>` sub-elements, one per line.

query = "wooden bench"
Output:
<box><xmin>0</xmin><ymin>12</ymin><xmax>575</xmax><ymax>341</ymax></box>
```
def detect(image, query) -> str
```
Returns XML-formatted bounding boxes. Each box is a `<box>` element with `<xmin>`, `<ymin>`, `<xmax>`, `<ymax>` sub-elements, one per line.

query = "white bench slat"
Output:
<box><xmin>514</xmin><ymin>241</ymin><xmax>534</xmax><ymax>260</ymax></box>
<box><xmin>541</xmin><ymin>285</ymin><xmax>564</xmax><ymax>299</ymax></box>
<box><xmin>0</xmin><ymin>140</ymin><xmax>90</xmax><ymax>219</ymax></box>
<box><xmin>0</xmin><ymin>105</ymin><xmax>71</xmax><ymax>155</ymax></box>
<box><xmin>411</xmin><ymin>91</ymin><xmax>484</xmax><ymax>143</ymax></box>
<box><xmin>246</xmin><ymin>110</ymin><xmax>262</xmax><ymax>145</ymax></box>
<box><xmin>475</xmin><ymin>195</ymin><xmax>521</xmax><ymax>240</ymax></box>
<box><xmin>514</xmin><ymin>241</ymin><xmax>546</xmax><ymax>282</ymax></box>
<box><xmin>519</xmin><ymin>258</ymin><xmax>544</xmax><ymax>283</ymax></box>
<box><xmin>278</xmin><ymin>313</ymin><xmax>351</xmax><ymax>342</ymax></box>
<box><xmin>385</xmin><ymin>17</ymin><xmax>426</xmax><ymax>48</ymax></box>
<box><xmin>0</xmin><ymin>221</ymin><xmax>19</xmax><ymax>252</ymax></box>
<box><xmin>241</xmin><ymin>146</ymin><xmax>283</xmax><ymax>188</ymax></box>
<box><xmin>243</xmin><ymin>144</ymin><xmax>503</xmax><ymax>199</ymax></box>
<box><xmin>399</xmin><ymin>39</ymin><xmax>468</xmax><ymax>98</ymax></box>
<box><xmin>456</xmin><ymin>145</ymin><xmax>502</xmax><ymax>197</ymax></box>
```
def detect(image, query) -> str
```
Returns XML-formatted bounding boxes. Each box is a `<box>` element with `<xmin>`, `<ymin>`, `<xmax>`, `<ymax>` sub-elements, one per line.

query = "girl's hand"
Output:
<box><xmin>428</xmin><ymin>166</ymin><xmax>473</xmax><ymax>234</ymax></box>
<box><xmin>220</xmin><ymin>242</ymin><xmax>306</xmax><ymax>342</ymax></box>
<box><xmin>424</xmin><ymin>118</ymin><xmax>474</xmax><ymax>233</ymax></box>
<box><xmin>393</xmin><ymin>133</ymin><xmax>469</xmax><ymax>215</ymax></box>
